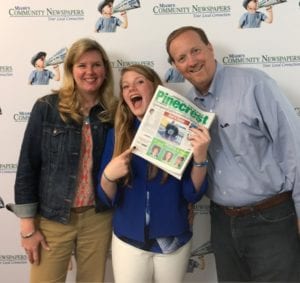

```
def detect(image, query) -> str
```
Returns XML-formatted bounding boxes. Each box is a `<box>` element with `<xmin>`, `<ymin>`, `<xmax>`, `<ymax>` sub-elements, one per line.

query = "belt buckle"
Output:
<box><xmin>227</xmin><ymin>206</ymin><xmax>236</xmax><ymax>210</ymax></box>
<box><xmin>227</xmin><ymin>206</ymin><xmax>243</xmax><ymax>212</ymax></box>
<box><xmin>225</xmin><ymin>206</ymin><xmax>253</xmax><ymax>217</ymax></box>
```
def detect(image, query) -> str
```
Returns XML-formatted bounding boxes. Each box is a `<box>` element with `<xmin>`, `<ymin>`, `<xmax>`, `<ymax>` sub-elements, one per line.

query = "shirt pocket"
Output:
<box><xmin>218</xmin><ymin>123</ymin><xmax>249</xmax><ymax>159</ymax></box>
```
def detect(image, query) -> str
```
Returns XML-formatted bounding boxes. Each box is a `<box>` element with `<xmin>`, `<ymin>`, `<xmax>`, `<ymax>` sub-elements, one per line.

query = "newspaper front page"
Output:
<box><xmin>131</xmin><ymin>85</ymin><xmax>215</xmax><ymax>179</ymax></box>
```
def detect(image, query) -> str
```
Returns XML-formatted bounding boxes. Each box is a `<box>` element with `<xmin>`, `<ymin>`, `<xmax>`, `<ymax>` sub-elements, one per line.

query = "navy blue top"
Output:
<box><xmin>97</xmin><ymin>120</ymin><xmax>207</xmax><ymax>250</ymax></box>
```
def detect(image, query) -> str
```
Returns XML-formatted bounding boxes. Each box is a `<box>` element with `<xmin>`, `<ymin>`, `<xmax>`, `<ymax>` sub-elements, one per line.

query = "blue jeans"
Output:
<box><xmin>210</xmin><ymin>198</ymin><xmax>300</xmax><ymax>282</ymax></box>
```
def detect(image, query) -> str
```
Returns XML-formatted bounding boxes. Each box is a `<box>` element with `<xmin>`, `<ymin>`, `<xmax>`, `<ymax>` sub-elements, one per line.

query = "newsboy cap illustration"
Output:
<box><xmin>98</xmin><ymin>0</ymin><xmax>114</xmax><ymax>12</ymax></box>
<box><xmin>31</xmin><ymin>51</ymin><xmax>47</xmax><ymax>66</ymax></box>
<box><xmin>243</xmin><ymin>0</ymin><xmax>252</xmax><ymax>9</ymax></box>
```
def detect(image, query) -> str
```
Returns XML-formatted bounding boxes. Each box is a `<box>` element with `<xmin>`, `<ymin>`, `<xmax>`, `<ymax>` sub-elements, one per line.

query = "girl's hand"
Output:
<box><xmin>103</xmin><ymin>148</ymin><xmax>133</xmax><ymax>182</ymax></box>
<box><xmin>188</xmin><ymin>125</ymin><xmax>211</xmax><ymax>162</ymax></box>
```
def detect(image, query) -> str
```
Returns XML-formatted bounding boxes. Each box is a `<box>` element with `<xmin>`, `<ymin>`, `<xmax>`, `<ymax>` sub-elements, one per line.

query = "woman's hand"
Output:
<box><xmin>20</xmin><ymin>218</ymin><xmax>49</xmax><ymax>265</ymax></box>
<box><xmin>22</xmin><ymin>230</ymin><xmax>50</xmax><ymax>265</ymax></box>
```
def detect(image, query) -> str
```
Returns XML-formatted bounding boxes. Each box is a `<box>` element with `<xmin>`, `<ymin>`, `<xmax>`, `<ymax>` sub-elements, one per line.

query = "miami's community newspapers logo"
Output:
<box><xmin>0</xmin><ymin>66</ymin><xmax>13</xmax><ymax>77</ymax></box>
<box><xmin>152</xmin><ymin>3</ymin><xmax>231</xmax><ymax>18</ymax></box>
<box><xmin>13</xmin><ymin>111</ymin><xmax>30</xmax><ymax>122</ymax></box>
<box><xmin>0</xmin><ymin>163</ymin><xmax>17</xmax><ymax>174</ymax></box>
<box><xmin>110</xmin><ymin>59</ymin><xmax>154</xmax><ymax>71</ymax></box>
<box><xmin>193</xmin><ymin>203</ymin><xmax>209</xmax><ymax>215</ymax></box>
<box><xmin>0</xmin><ymin>255</ymin><xmax>27</xmax><ymax>265</ymax></box>
<box><xmin>223</xmin><ymin>53</ymin><xmax>300</xmax><ymax>68</ymax></box>
<box><xmin>8</xmin><ymin>6</ymin><xmax>84</xmax><ymax>21</ymax></box>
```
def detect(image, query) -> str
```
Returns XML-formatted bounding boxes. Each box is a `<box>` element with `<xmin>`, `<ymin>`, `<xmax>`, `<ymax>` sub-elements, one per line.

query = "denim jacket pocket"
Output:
<box><xmin>40</xmin><ymin>126</ymin><xmax>69</xmax><ymax>208</ymax></box>
<box><xmin>48</xmin><ymin>127</ymin><xmax>66</xmax><ymax>153</ymax></box>
<box><xmin>42</xmin><ymin>126</ymin><xmax>67</xmax><ymax>169</ymax></box>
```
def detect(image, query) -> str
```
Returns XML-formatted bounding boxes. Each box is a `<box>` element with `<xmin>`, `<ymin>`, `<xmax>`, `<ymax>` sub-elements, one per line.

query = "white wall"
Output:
<box><xmin>1</xmin><ymin>1</ymin><xmax>299</xmax><ymax>282</ymax></box>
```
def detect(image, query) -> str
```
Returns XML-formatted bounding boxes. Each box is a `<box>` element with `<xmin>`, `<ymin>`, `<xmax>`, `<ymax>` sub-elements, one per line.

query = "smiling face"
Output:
<box><xmin>121</xmin><ymin>70</ymin><xmax>155</xmax><ymax>120</ymax></box>
<box><xmin>169</xmin><ymin>30</ymin><xmax>216</xmax><ymax>94</ymax></box>
<box><xmin>72</xmin><ymin>50</ymin><xmax>106</xmax><ymax>96</ymax></box>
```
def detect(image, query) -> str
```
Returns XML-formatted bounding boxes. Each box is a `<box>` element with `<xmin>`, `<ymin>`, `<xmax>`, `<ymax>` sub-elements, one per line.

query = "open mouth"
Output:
<box><xmin>130</xmin><ymin>95</ymin><xmax>142</xmax><ymax>107</ymax></box>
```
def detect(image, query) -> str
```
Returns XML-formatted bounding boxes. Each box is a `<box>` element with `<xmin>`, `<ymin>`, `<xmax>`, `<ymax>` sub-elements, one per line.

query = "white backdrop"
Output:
<box><xmin>1</xmin><ymin>1</ymin><xmax>299</xmax><ymax>282</ymax></box>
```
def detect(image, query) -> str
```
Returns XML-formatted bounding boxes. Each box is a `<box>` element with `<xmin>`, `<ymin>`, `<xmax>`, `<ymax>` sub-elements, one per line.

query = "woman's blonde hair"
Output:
<box><xmin>113</xmin><ymin>64</ymin><xmax>168</xmax><ymax>185</ymax></box>
<box><xmin>55</xmin><ymin>38</ymin><xmax>117</xmax><ymax>123</ymax></box>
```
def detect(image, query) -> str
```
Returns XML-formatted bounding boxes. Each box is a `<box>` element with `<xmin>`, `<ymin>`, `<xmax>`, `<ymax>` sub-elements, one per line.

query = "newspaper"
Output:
<box><xmin>113</xmin><ymin>0</ymin><xmax>141</xmax><ymax>13</ymax></box>
<box><xmin>258</xmin><ymin>0</ymin><xmax>287</xmax><ymax>8</ymax></box>
<box><xmin>45</xmin><ymin>47</ymin><xmax>68</xmax><ymax>66</ymax></box>
<box><xmin>131</xmin><ymin>85</ymin><xmax>215</xmax><ymax>180</ymax></box>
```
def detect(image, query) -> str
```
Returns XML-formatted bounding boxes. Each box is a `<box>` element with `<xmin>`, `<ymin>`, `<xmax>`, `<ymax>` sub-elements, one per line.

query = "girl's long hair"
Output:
<box><xmin>113</xmin><ymin>64</ymin><xmax>168</xmax><ymax>185</ymax></box>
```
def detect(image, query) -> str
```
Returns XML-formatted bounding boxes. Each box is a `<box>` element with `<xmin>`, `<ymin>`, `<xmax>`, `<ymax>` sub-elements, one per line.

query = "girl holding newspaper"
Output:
<box><xmin>97</xmin><ymin>64</ymin><xmax>210</xmax><ymax>283</ymax></box>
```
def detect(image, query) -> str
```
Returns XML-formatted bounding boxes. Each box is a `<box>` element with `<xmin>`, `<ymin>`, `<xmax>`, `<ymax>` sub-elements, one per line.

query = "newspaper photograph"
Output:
<box><xmin>131</xmin><ymin>85</ymin><xmax>215</xmax><ymax>180</ymax></box>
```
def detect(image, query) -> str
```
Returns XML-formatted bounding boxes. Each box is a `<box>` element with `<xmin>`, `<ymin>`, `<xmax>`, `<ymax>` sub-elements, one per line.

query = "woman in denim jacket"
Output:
<box><xmin>7</xmin><ymin>38</ymin><xmax>117</xmax><ymax>283</ymax></box>
<box><xmin>97</xmin><ymin>64</ymin><xmax>210</xmax><ymax>283</ymax></box>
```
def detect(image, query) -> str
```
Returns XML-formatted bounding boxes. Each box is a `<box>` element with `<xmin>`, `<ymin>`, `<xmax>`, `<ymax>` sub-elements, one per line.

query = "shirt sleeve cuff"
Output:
<box><xmin>6</xmin><ymin>202</ymin><xmax>38</xmax><ymax>218</ymax></box>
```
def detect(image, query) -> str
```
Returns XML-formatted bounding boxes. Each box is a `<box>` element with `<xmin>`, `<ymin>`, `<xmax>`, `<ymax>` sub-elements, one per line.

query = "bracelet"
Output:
<box><xmin>103</xmin><ymin>171</ymin><xmax>117</xmax><ymax>183</ymax></box>
<box><xmin>20</xmin><ymin>230</ymin><xmax>36</xmax><ymax>239</ymax></box>
<box><xmin>193</xmin><ymin>159</ymin><xmax>208</xmax><ymax>167</ymax></box>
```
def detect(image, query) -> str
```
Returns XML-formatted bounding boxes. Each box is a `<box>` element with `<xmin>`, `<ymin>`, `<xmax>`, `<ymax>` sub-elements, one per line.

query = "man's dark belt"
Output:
<box><xmin>218</xmin><ymin>191</ymin><xmax>292</xmax><ymax>217</ymax></box>
<box><xmin>71</xmin><ymin>205</ymin><xmax>94</xmax><ymax>214</ymax></box>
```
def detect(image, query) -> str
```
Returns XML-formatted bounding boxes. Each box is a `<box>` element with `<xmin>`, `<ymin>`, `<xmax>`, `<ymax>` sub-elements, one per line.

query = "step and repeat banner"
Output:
<box><xmin>1</xmin><ymin>1</ymin><xmax>299</xmax><ymax>282</ymax></box>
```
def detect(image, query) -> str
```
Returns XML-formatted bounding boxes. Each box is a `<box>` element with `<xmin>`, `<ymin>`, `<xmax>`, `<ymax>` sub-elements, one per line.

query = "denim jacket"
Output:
<box><xmin>7</xmin><ymin>94</ymin><xmax>111</xmax><ymax>224</ymax></box>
